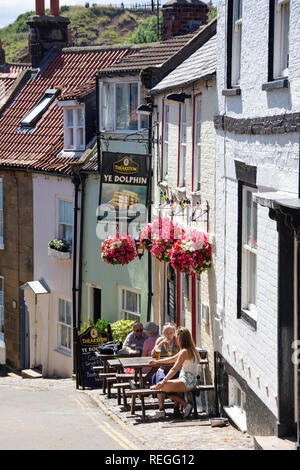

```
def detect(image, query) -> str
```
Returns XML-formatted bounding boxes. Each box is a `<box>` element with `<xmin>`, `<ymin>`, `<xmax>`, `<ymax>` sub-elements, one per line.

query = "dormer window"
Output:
<box><xmin>100</xmin><ymin>80</ymin><xmax>148</xmax><ymax>132</ymax></box>
<box><xmin>20</xmin><ymin>88</ymin><xmax>59</xmax><ymax>128</ymax></box>
<box><xmin>63</xmin><ymin>106</ymin><xmax>85</xmax><ymax>151</ymax></box>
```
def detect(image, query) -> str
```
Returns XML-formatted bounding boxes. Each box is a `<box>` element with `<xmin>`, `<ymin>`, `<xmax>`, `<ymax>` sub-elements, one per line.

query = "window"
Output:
<box><xmin>227</xmin><ymin>0</ymin><xmax>242</xmax><ymax>87</ymax></box>
<box><xmin>273</xmin><ymin>0</ymin><xmax>290</xmax><ymax>79</ymax></box>
<box><xmin>241</xmin><ymin>187</ymin><xmax>257</xmax><ymax>319</ymax></box>
<box><xmin>20</xmin><ymin>88</ymin><xmax>59</xmax><ymax>128</ymax></box>
<box><xmin>120</xmin><ymin>287</ymin><xmax>141</xmax><ymax>321</ymax></box>
<box><xmin>231</xmin><ymin>0</ymin><xmax>242</xmax><ymax>86</ymax></box>
<box><xmin>101</xmin><ymin>81</ymin><xmax>148</xmax><ymax>132</ymax></box>
<box><xmin>0</xmin><ymin>277</ymin><xmax>4</xmax><ymax>340</ymax></box>
<box><xmin>58</xmin><ymin>200</ymin><xmax>73</xmax><ymax>246</ymax></box>
<box><xmin>193</xmin><ymin>96</ymin><xmax>201</xmax><ymax>191</ymax></box>
<box><xmin>58</xmin><ymin>298</ymin><xmax>72</xmax><ymax>352</ymax></box>
<box><xmin>178</xmin><ymin>103</ymin><xmax>187</xmax><ymax>187</ymax></box>
<box><xmin>64</xmin><ymin>107</ymin><xmax>85</xmax><ymax>151</ymax></box>
<box><xmin>0</xmin><ymin>179</ymin><xmax>3</xmax><ymax>247</ymax></box>
<box><xmin>224</xmin><ymin>376</ymin><xmax>247</xmax><ymax>432</ymax></box>
<box><xmin>162</xmin><ymin>101</ymin><xmax>169</xmax><ymax>181</ymax></box>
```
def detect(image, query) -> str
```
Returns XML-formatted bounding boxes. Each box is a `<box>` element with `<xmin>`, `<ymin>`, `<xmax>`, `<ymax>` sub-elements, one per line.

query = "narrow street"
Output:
<box><xmin>0</xmin><ymin>371</ymin><xmax>141</xmax><ymax>451</ymax></box>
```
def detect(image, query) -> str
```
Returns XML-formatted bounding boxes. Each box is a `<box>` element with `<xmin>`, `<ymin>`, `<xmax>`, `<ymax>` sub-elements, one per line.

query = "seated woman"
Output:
<box><xmin>149</xmin><ymin>327</ymin><xmax>200</xmax><ymax>419</ymax></box>
<box><xmin>142</xmin><ymin>322</ymin><xmax>160</xmax><ymax>358</ymax></box>
<box><xmin>150</xmin><ymin>323</ymin><xmax>179</xmax><ymax>385</ymax></box>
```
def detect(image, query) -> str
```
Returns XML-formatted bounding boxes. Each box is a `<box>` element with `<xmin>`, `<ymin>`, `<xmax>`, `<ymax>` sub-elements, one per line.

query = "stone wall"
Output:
<box><xmin>0</xmin><ymin>170</ymin><xmax>33</xmax><ymax>370</ymax></box>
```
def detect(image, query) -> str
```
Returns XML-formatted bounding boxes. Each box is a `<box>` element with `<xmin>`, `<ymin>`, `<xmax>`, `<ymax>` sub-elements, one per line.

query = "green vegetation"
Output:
<box><xmin>127</xmin><ymin>13</ymin><xmax>162</xmax><ymax>44</ymax></box>
<box><xmin>79</xmin><ymin>318</ymin><xmax>135</xmax><ymax>345</ymax></box>
<box><xmin>0</xmin><ymin>5</ymin><xmax>159</xmax><ymax>63</ymax></box>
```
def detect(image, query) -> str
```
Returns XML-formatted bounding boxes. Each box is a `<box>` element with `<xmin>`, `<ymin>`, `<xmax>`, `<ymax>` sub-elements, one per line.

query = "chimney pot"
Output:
<box><xmin>35</xmin><ymin>0</ymin><xmax>45</xmax><ymax>16</ymax></box>
<box><xmin>50</xmin><ymin>0</ymin><xmax>60</xmax><ymax>16</ymax></box>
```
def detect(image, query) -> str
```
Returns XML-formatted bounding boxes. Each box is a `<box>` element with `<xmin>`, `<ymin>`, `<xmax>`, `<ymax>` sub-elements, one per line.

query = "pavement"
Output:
<box><xmin>0</xmin><ymin>368</ymin><xmax>254</xmax><ymax>450</ymax></box>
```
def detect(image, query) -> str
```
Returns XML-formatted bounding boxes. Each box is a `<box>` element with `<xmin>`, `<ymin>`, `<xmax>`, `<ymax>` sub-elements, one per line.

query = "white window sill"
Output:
<box><xmin>0</xmin><ymin>244</ymin><xmax>4</xmax><ymax>250</ymax></box>
<box><xmin>159</xmin><ymin>181</ymin><xmax>168</xmax><ymax>189</ymax></box>
<box><xmin>191</xmin><ymin>190</ymin><xmax>201</xmax><ymax>197</ymax></box>
<box><xmin>176</xmin><ymin>187</ymin><xmax>186</xmax><ymax>193</ymax></box>
<box><xmin>55</xmin><ymin>348</ymin><xmax>72</xmax><ymax>358</ymax></box>
<box><xmin>224</xmin><ymin>406</ymin><xmax>247</xmax><ymax>433</ymax></box>
<box><xmin>101</xmin><ymin>129</ymin><xmax>148</xmax><ymax>135</ymax></box>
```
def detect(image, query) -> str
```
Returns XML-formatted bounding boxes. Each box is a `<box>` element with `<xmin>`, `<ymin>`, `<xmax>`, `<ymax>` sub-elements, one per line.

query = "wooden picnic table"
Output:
<box><xmin>107</xmin><ymin>359</ymin><xmax>123</xmax><ymax>373</ymax></box>
<box><xmin>119</xmin><ymin>356</ymin><xmax>174</xmax><ymax>388</ymax></box>
<box><xmin>95</xmin><ymin>351</ymin><xmax>139</xmax><ymax>393</ymax></box>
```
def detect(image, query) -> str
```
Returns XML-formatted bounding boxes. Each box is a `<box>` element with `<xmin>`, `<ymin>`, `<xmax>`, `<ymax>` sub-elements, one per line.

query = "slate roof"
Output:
<box><xmin>0</xmin><ymin>46</ymin><xmax>130</xmax><ymax>174</ymax></box>
<box><xmin>150</xmin><ymin>33</ymin><xmax>216</xmax><ymax>94</ymax></box>
<box><xmin>97</xmin><ymin>33</ymin><xmax>196</xmax><ymax>77</ymax></box>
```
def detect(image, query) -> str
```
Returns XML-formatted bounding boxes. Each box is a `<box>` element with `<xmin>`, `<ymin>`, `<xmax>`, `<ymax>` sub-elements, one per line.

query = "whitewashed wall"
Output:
<box><xmin>215</xmin><ymin>0</ymin><xmax>300</xmax><ymax>420</ymax></box>
<box><xmin>32</xmin><ymin>174</ymin><xmax>75</xmax><ymax>378</ymax></box>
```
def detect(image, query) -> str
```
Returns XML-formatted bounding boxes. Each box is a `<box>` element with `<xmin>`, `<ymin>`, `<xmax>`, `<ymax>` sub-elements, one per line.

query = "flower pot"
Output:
<box><xmin>48</xmin><ymin>246</ymin><xmax>71</xmax><ymax>260</ymax></box>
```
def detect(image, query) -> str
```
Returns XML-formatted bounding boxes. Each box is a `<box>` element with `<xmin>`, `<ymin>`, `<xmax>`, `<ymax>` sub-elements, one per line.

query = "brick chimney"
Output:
<box><xmin>35</xmin><ymin>0</ymin><xmax>45</xmax><ymax>16</ymax></box>
<box><xmin>27</xmin><ymin>0</ymin><xmax>70</xmax><ymax>68</ymax></box>
<box><xmin>162</xmin><ymin>0</ymin><xmax>209</xmax><ymax>41</ymax></box>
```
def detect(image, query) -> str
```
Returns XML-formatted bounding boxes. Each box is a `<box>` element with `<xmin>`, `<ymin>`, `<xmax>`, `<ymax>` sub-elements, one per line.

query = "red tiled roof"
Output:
<box><xmin>0</xmin><ymin>47</ymin><xmax>130</xmax><ymax>174</ymax></box>
<box><xmin>97</xmin><ymin>33</ymin><xmax>196</xmax><ymax>76</ymax></box>
<box><xmin>0</xmin><ymin>63</ymin><xmax>31</xmax><ymax>100</ymax></box>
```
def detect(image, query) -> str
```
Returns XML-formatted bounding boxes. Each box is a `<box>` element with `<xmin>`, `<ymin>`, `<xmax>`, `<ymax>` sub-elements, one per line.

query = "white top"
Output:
<box><xmin>182</xmin><ymin>353</ymin><xmax>199</xmax><ymax>375</ymax></box>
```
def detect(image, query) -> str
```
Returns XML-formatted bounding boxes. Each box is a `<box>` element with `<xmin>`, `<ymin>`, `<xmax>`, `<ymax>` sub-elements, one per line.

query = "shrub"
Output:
<box><xmin>110</xmin><ymin>320</ymin><xmax>135</xmax><ymax>344</ymax></box>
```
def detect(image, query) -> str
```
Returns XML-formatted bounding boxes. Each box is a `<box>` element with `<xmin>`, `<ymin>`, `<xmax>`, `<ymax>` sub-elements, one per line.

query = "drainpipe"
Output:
<box><xmin>77</xmin><ymin>172</ymin><xmax>85</xmax><ymax>332</ymax></box>
<box><xmin>147</xmin><ymin>103</ymin><xmax>153</xmax><ymax>322</ymax></box>
<box><xmin>72</xmin><ymin>176</ymin><xmax>81</xmax><ymax>380</ymax></box>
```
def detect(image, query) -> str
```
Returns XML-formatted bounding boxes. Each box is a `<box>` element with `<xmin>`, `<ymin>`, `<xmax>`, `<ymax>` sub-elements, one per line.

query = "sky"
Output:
<box><xmin>0</xmin><ymin>0</ymin><xmax>217</xmax><ymax>29</ymax></box>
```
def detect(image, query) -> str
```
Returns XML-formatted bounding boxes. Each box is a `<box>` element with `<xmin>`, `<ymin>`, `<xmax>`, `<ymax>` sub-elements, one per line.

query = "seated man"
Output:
<box><xmin>123</xmin><ymin>322</ymin><xmax>147</xmax><ymax>354</ymax></box>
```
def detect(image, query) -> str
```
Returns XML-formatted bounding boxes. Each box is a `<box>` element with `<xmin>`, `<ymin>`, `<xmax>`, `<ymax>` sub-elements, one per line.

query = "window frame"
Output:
<box><xmin>63</xmin><ymin>105</ymin><xmax>86</xmax><ymax>151</ymax></box>
<box><xmin>57</xmin><ymin>297</ymin><xmax>72</xmax><ymax>354</ymax></box>
<box><xmin>0</xmin><ymin>276</ymin><xmax>4</xmax><ymax>341</ymax></box>
<box><xmin>20</xmin><ymin>88</ymin><xmax>59</xmax><ymax>128</ymax></box>
<box><xmin>238</xmin><ymin>183</ymin><xmax>258</xmax><ymax>328</ymax></box>
<box><xmin>272</xmin><ymin>0</ymin><xmax>290</xmax><ymax>80</ymax></box>
<box><xmin>57</xmin><ymin>198</ymin><xmax>73</xmax><ymax>248</ymax></box>
<box><xmin>100</xmin><ymin>79</ymin><xmax>148</xmax><ymax>133</ymax></box>
<box><xmin>161</xmin><ymin>100</ymin><xmax>170</xmax><ymax>181</ymax></box>
<box><xmin>227</xmin><ymin>0</ymin><xmax>243</xmax><ymax>88</ymax></box>
<box><xmin>192</xmin><ymin>94</ymin><xmax>201</xmax><ymax>192</ymax></box>
<box><xmin>119</xmin><ymin>285</ymin><xmax>141</xmax><ymax>321</ymax></box>
<box><xmin>178</xmin><ymin>103</ymin><xmax>187</xmax><ymax>188</ymax></box>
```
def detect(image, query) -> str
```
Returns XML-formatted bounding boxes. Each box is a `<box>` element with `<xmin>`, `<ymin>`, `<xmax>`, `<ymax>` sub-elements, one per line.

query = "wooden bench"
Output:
<box><xmin>112</xmin><ymin>382</ymin><xmax>131</xmax><ymax>407</ymax></box>
<box><xmin>92</xmin><ymin>366</ymin><xmax>104</xmax><ymax>373</ymax></box>
<box><xmin>190</xmin><ymin>385</ymin><xmax>215</xmax><ymax>418</ymax></box>
<box><xmin>106</xmin><ymin>376</ymin><xmax>118</xmax><ymax>399</ymax></box>
<box><xmin>126</xmin><ymin>389</ymin><xmax>161</xmax><ymax>420</ymax></box>
<box><xmin>98</xmin><ymin>372</ymin><xmax>116</xmax><ymax>394</ymax></box>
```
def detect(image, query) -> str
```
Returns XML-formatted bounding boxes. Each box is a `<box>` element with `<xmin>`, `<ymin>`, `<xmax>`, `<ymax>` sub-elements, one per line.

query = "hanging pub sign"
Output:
<box><xmin>98</xmin><ymin>152</ymin><xmax>150</xmax><ymax>229</ymax></box>
<box><xmin>76</xmin><ymin>326</ymin><xmax>111</xmax><ymax>390</ymax></box>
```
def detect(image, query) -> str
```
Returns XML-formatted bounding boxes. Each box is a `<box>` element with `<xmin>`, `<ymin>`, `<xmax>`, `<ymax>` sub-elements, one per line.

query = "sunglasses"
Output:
<box><xmin>135</xmin><ymin>329</ymin><xmax>143</xmax><ymax>332</ymax></box>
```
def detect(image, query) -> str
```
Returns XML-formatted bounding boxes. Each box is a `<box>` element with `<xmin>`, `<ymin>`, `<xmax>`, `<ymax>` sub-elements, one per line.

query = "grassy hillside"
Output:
<box><xmin>0</xmin><ymin>5</ymin><xmax>159</xmax><ymax>63</ymax></box>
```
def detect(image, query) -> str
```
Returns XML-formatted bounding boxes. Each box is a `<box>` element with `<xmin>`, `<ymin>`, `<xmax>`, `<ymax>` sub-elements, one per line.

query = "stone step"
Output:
<box><xmin>21</xmin><ymin>369</ymin><xmax>42</xmax><ymax>379</ymax></box>
<box><xmin>254</xmin><ymin>436</ymin><xmax>297</xmax><ymax>451</ymax></box>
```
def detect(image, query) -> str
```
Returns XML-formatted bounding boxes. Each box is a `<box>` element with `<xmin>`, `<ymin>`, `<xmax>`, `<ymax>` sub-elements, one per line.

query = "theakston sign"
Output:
<box><xmin>98</xmin><ymin>152</ymin><xmax>150</xmax><ymax>229</ymax></box>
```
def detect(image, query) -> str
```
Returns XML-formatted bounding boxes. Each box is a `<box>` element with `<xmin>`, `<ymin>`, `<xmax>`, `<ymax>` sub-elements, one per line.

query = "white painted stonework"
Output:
<box><xmin>152</xmin><ymin>76</ymin><xmax>216</xmax><ymax>370</ymax></box>
<box><xmin>215</xmin><ymin>0</ymin><xmax>300</xmax><ymax>423</ymax></box>
<box><xmin>25</xmin><ymin>174</ymin><xmax>76</xmax><ymax>378</ymax></box>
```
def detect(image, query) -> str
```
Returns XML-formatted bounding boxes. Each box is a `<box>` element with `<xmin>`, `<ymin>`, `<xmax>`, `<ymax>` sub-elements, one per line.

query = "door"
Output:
<box><xmin>166</xmin><ymin>265</ymin><xmax>176</xmax><ymax>324</ymax></box>
<box><xmin>21</xmin><ymin>291</ymin><xmax>30</xmax><ymax>370</ymax></box>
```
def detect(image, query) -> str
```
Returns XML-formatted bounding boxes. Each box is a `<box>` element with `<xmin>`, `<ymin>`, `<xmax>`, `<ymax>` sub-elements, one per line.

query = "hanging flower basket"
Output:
<box><xmin>169</xmin><ymin>231</ymin><xmax>212</xmax><ymax>276</ymax></box>
<box><xmin>101</xmin><ymin>233</ymin><xmax>137</xmax><ymax>265</ymax></box>
<box><xmin>150</xmin><ymin>218</ymin><xmax>185</xmax><ymax>263</ymax></box>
